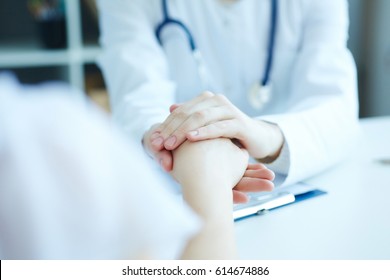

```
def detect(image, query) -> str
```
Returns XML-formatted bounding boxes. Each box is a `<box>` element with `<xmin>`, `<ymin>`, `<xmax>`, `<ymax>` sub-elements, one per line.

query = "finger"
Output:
<box><xmin>143</xmin><ymin>124</ymin><xmax>164</xmax><ymax>154</ymax></box>
<box><xmin>169</xmin><ymin>104</ymin><xmax>181</xmax><ymax>113</ymax></box>
<box><xmin>145</xmin><ymin>123</ymin><xmax>162</xmax><ymax>141</ymax></box>
<box><xmin>164</xmin><ymin>106</ymin><xmax>234</xmax><ymax>150</ymax></box>
<box><xmin>159</xmin><ymin>94</ymin><xmax>224</xmax><ymax>142</ymax></box>
<box><xmin>234</xmin><ymin>177</ymin><xmax>274</xmax><ymax>193</ymax></box>
<box><xmin>244</xmin><ymin>168</ymin><xmax>275</xmax><ymax>181</ymax></box>
<box><xmin>246</xmin><ymin>163</ymin><xmax>267</xmax><ymax>170</ymax></box>
<box><xmin>150</xmin><ymin>135</ymin><xmax>165</xmax><ymax>152</ymax></box>
<box><xmin>158</xmin><ymin>91</ymin><xmax>214</xmax><ymax>134</ymax></box>
<box><xmin>155</xmin><ymin>149</ymin><xmax>173</xmax><ymax>172</ymax></box>
<box><xmin>150</xmin><ymin>131</ymin><xmax>161</xmax><ymax>140</ymax></box>
<box><xmin>233</xmin><ymin>190</ymin><xmax>250</xmax><ymax>204</ymax></box>
<box><xmin>186</xmin><ymin>119</ymin><xmax>240</xmax><ymax>141</ymax></box>
<box><xmin>160</xmin><ymin>93</ymin><xmax>233</xmax><ymax>141</ymax></box>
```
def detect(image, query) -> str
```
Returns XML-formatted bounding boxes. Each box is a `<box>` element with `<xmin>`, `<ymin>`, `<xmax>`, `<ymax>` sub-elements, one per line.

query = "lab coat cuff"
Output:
<box><xmin>265</xmin><ymin>141</ymin><xmax>290</xmax><ymax>176</ymax></box>
<box><xmin>256</xmin><ymin>115</ymin><xmax>292</xmax><ymax>187</ymax></box>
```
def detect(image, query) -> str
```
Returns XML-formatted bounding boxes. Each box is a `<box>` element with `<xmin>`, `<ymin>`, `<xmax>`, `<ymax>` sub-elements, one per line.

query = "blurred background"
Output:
<box><xmin>0</xmin><ymin>0</ymin><xmax>389</xmax><ymax>117</ymax></box>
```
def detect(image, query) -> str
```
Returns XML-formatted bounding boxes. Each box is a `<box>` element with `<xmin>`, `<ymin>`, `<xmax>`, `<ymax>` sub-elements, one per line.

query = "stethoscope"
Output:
<box><xmin>155</xmin><ymin>0</ymin><xmax>278</xmax><ymax>109</ymax></box>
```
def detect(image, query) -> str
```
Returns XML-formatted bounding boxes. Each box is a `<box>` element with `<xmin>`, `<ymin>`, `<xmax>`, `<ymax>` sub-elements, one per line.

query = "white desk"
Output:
<box><xmin>235</xmin><ymin>117</ymin><xmax>390</xmax><ymax>259</ymax></box>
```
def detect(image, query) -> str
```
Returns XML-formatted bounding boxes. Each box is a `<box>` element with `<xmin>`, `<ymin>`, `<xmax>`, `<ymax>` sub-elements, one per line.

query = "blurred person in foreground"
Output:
<box><xmin>0</xmin><ymin>74</ymin><xmax>274</xmax><ymax>259</ymax></box>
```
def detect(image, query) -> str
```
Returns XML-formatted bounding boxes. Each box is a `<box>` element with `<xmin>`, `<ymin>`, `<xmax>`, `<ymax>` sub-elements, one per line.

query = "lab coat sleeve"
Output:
<box><xmin>97</xmin><ymin>0</ymin><xmax>175</xmax><ymax>144</ymax></box>
<box><xmin>260</xmin><ymin>0</ymin><xmax>359</xmax><ymax>186</ymax></box>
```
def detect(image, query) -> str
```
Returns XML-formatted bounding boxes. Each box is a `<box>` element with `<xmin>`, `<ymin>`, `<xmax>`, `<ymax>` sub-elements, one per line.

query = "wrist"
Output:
<box><xmin>182</xmin><ymin>180</ymin><xmax>233</xmax><ymax>217</ymax></box>
<box><xmin>251</xmin><ymin>120</ymin><xmax>284</xmax><ymax>162</ymax></box>
<box><xmin>265</xmin><ymin>121</ymin><xmax>284</xmax><ymax>160</ymax></box>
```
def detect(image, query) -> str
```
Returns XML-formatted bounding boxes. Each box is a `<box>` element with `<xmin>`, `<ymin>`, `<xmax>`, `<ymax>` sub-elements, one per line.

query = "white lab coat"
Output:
<box><xmin>0</xmin><ymin>74</ymin><xmax>199</xmax><ymax>259</ymax></box>
<box><xmin>98</xmin><ymin>0</ymin><xmax>359</xmax><ymax>186</ymax></box>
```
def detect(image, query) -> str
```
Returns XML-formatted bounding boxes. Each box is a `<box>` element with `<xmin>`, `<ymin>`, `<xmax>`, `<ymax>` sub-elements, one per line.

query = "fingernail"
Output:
<box><xmin>165</xmin><ymin>136</ymin><xmax>177</xmax><ymax>148</ymax></box>
<box><xmin>151</xmin><ymin>132</ymin><xmax>160</xmax><ymax>140</ymax></box>
<box><xmin>187</xmin><ymin>130</ymin><xmax>199</xmax><ymax>137</ymax></box>
<box><xmin>152</xmin><ymin>137</ymin><xmax>163</xmax><ymax>147</ymax></box>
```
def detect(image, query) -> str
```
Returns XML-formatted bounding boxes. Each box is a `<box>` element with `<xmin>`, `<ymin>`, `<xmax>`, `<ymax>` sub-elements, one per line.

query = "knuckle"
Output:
<box><xmin>215</xmin><ymin>94</ymin><xmax>228</xmax><ymax>104</ymax></box>
<box><xmin>201</xmin><ymin>91</ymin><xmax>214</xmax><ymax>98</ymax></box>
<box><xmin>193</xmin><ymin>110</ymin><xmax>207</xmax><ymax>121</ymax></box>
<box><xmin>175</xmin><ymin>111</ymin><xmax>188</xmax><ymax>120</ymax></box>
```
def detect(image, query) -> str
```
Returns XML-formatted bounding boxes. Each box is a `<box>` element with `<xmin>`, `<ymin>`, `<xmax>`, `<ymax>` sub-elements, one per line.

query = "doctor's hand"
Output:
<box><xmin>143</xmin><ymin>123</ymin><xmax>174</xmax><ymax>173</ymax></box>
<box><xmin>155</xmin><ymin>91</ymin><xmax>285</xmax><ymax>161</ymax></box>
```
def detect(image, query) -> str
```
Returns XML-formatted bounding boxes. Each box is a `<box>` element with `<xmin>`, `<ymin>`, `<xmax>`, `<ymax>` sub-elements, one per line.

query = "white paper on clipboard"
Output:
<box><xmin>233</xmin><ymin>182</ymin><xmax>318</xmax><ymax>220</ymax></box>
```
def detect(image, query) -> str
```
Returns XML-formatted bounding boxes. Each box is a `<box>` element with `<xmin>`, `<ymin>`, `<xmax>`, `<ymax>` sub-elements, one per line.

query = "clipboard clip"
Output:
<box><xmin>233</xmin><ymin>192</ymin><xmax>295</xmax><ymax>220</ymax></box>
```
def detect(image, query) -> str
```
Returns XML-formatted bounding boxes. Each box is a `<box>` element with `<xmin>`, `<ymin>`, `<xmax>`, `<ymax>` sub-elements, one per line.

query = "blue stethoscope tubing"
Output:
<box><xmin>155</xmin><ymin>0</ymin><xmax>197</xmax><ymax>51</ymax></box>
<box><xmin>155</xmin><ymin>0</ymin><xmax>278</xmax><ymax>106</ymax></box>
<box><xmin>262</xmin><ymin>0</ymin><xmax>278</xmax><ymax>87</ymax></box>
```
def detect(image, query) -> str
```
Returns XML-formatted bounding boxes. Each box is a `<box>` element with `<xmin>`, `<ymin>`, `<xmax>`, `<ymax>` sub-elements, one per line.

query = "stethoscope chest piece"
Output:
<box><xmin>248</xmin><ymin>82</ymin><xmax>271</xmax><ymax>110</ymax></box>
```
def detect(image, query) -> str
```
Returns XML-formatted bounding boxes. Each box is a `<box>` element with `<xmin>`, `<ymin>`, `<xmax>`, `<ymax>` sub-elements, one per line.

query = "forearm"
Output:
<box><xmin>98</xmin><ymin>0</ymin><xmax>175</xmax><ymax>144</ymax></box>
<box><xmin>180</xmin><ymin>178</ymin><xmax>236</xmax><ymax>259</ymax></box>
<box><xmin>171</xmin><ymin>138</ymin><xmax>248</xmax><ymax>259</ymax></box>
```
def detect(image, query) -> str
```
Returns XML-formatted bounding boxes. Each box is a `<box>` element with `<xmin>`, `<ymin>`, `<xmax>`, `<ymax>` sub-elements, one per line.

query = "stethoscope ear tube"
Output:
<box><xmin>262</xmin><ymin>0</ymin><xmax>278</xmax><ymax>87</ymax></box>
<box><xmin>249</xmin><ymin>0</ymin><xmax>277</xmax><ymax>110</ymax></box>
<box><xmin>155</xmin><ymin>0</ymin><xmax>197</xmax><ymax>51</ymax></box>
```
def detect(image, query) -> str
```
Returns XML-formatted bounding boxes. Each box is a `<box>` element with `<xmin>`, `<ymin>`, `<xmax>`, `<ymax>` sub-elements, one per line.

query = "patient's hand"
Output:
<box><xmin>150</xmin><ymin>104</ymin><xmax>275</xmax><ymax>204</ymax></box>
<box><xmin>171</xmin><ymin>138</ymin><xmax>248</xmax><ymax>259</ymax></box>
<box><xmin>233</xmin><ymin>163</ymin><xmax>274</xmax><ymax>203</ymax></box>
<box><xmin>170</xmin><ymin>138</ymin><xmax>249</xmax><ymax>190</ymax></box>
<box><xmin>171</xmin><ymin>139</ymin><xmax>274</xmax><ymax>204</ymax></box>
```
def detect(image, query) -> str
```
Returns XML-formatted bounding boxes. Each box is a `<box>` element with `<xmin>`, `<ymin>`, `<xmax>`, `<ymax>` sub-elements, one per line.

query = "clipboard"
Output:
<box><xmin>233</xmin><ymin>182</ymin><xmax>327</xmax><ymax>221</ymax></box>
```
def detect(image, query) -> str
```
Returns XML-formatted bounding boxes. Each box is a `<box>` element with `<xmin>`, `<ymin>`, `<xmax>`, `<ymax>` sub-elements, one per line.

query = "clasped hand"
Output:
<box><xmin>143</xmin><ymin>92</ymin><xmax>280</xmax><ymax>203</ymax></box>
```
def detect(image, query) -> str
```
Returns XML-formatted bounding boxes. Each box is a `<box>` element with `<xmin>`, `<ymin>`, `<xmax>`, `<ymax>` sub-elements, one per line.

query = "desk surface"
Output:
<box><xmin>235</xmin><ymin>116</ymin><xmax>390</xmax><ymax>259</ymax></box>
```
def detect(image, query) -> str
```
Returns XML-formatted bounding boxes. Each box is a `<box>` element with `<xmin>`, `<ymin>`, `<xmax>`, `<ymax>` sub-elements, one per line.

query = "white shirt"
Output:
<box><xmin>98</xmin><ymin>0</ymin><xmax>359</xmax><ymax>186</ymax></box>
<box><xmin>0</xmin><ymin>75</ymin><xmax>200</xmax><ymax>259</ymax></box>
